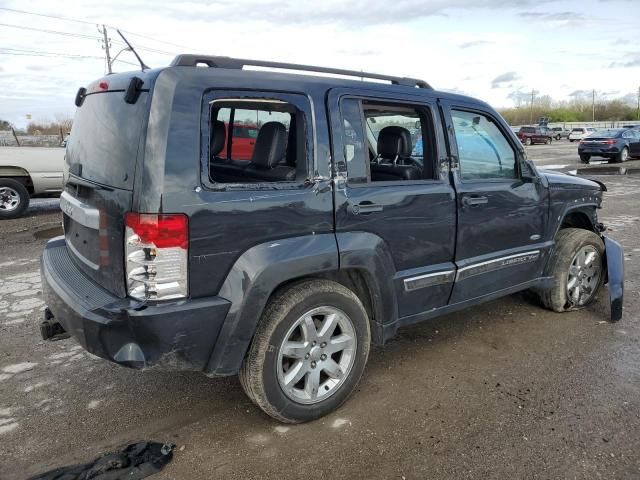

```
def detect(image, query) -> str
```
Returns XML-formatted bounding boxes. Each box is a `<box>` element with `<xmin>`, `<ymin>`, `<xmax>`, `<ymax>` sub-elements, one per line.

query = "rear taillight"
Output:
<box><xmin>604</xmin><ymin>139</ymin><xmax>616</xmax><ymax>145</ymax></box>
<box><xmin>124</xmin><ymin>213</ymin><xmax>188</xmax><ymax>301</ymax></box>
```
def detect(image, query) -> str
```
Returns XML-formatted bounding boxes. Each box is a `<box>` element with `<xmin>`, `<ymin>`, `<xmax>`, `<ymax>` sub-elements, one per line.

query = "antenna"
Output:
<box><xmin>116</xmin><ymin>29</ymin><xmax>149</xmax><ymax>71</ymax></box>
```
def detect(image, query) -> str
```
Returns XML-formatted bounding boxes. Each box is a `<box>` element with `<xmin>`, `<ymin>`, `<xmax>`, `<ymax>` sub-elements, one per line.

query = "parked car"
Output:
<box><xmin>578</xmin><ymin>128</ymin><xmax>640</xmax><ymax>163</ymax></box>
<box><xmin>550</xmin><ymin>127</ymin><xmax>570</xmax><ymax>140</ymax></box>
<box><xmin>40</xmin><ymin>55</ymin><xmax>624</xmax><ymax>424</ymax></box>
<box><xmin>0</xmin><ymin>146</ymin><xmax>64</xmax><ymax>218</ymax></box>
<box><xmin>568</xmin><ymin>127</ymin><xmax>596</xmax><ymax>142</ymax></box>
<box><xmin>517</xmin><ymin>126</ymin><xmax>553</xmax><ymax>145</ymax></box>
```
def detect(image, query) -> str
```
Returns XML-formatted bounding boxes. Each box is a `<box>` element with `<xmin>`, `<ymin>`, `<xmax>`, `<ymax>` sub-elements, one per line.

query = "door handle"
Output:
<box><xmin>462</xmin><ymin>195</ymin><xmax>488</xmax><ymax>207</ymax></box>
<box><xmin>350</xmin><ymin>201</ymin><xmax>383</xmax><ymax>215</ymax></box>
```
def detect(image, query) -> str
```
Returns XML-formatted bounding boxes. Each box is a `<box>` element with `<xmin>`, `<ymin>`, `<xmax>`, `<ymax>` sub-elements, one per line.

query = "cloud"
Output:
<box><xmin>459</xmin><ymin>40</ymin><xmax>493</xmax><ymax>49</ymax></box>
<box><xmin>491</xmin><ymin>71</ymin><xmax>520</xmax><ymax>88</ymax></box>
<box><xmin>609</xmin><ymin>54</ymin><xmax>640</xmax><ymax>68</ymax></box>
<box><xmin>518</xmin><ymin>10</ymin><xmax>593</xmax><ymax>27</ymax></box>
<box><xmin>150</xmin><ymin>0</ymin><xmax>550</xmax><ymax>26</ymax></box>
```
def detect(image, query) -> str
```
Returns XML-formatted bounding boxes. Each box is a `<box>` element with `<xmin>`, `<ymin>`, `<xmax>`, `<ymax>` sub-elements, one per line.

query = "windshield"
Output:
<box><xmin>591</xmin><ymin>129</ymin><xmax>623</xmax><ymax>138</ymax></box>
<box><xmin>519</xmin><ymin>127</ymin><xmax>535</xmax><ymax>133</ymax></box>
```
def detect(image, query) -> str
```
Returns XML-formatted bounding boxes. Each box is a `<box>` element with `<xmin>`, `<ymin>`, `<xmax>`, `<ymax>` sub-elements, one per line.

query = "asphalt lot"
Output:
<box><xmin>1</xmin><ymin>140</ymin><xmax>639</xmax><ymax>479</ymax></box>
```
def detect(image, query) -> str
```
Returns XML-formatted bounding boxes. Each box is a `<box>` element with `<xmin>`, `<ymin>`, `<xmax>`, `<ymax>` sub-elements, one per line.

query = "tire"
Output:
<box><xmin>579</xmin><ymin>154</ymin><xmax>590</xmax><ymax>163</ymax></box>
<box><xmin>569</xmin><ymin>139</ymin><xmax>575</xmax><ymax>143</ymax></box>
<box><xmin>0</xmin><ymin>178</ymin><xmax>30</xmax><ymax>219</ymax></box>
<box><xmin>525</xmin><ymin>137</ymin><xmax>532</xmax><ymax>146</ymax></box>
<box><xmin>555</xmin><ymin>135</ymin><xmax>561</xmax><ymax>140</ymax></box>
<box><xmin>239</xmin><ymin>279</ymin><xmax>371</xmax><ymax>423</ymax></box>
<box><xmin>613</xmin><ymin>147</ymin><xmax>629</xmax><ymax>163</ymax></box>
<box><xmin>546</xmin><ymin>137</ymin><xmax>552</xmax><ymax>145</ymax></box>
<box><xmin>538</xmin><ymin>228</ymin><xmax>605</xmax><ymax>313</ymax></box>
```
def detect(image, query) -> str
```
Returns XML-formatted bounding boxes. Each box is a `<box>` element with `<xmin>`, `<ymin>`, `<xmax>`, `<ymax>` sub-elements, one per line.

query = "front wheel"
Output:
<box><xmin>0</xmin><ymin>178</ymin><xmax>30</xmax><ymax>219</ymax></box>
<box><xmin>239</xmin><ymin>279</ymin><xmax>371</xmax><ymax>423</ymax></box>
<box><xmin>538</xmin><ymin>228</ymin><xmax>605</xmax><ymax>313</ymax></box>
<box><xmin>525</xmin><ymin>137</ymin><xmax>532</xmax><ymax>146</ymax></box>
<box><xmin>546</xmin><ymin>137</ymin><xmax>552</xmax><ymax>145</ymax></box>
<box><xmin>556</xmin><ymin>134</ymin><xmax>561</xmax><ymax>140</ymax></box>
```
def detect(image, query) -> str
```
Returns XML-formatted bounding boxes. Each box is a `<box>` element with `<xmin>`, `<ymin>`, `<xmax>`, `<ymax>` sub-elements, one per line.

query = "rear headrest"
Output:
<box><xmin>377</xmin><ymin>126</ymin><xmax>412</xmax><ymax>160</ymax></box>
<box><xmin>251</xmin><ymin>122</ymin><xmax>287</xmax><ymax>168</ymax></box>
<box><xmin>210</xmin><ymin>120</ymin><xmax>226</xmax><ymax>158</ymax></box>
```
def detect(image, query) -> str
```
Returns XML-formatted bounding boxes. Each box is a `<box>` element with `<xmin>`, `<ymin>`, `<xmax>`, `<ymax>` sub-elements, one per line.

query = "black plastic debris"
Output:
<box><xmin>29</xmin><ymin>441</ymin><xmax>175</xmax><ymax>480</ymax></box>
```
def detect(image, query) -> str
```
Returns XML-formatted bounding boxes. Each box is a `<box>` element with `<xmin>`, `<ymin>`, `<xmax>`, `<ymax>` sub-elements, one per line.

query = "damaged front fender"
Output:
<box><xmin>603</xmin><ymin>235</ymin><xmax>624</xmax><ymax>322</ymax></box>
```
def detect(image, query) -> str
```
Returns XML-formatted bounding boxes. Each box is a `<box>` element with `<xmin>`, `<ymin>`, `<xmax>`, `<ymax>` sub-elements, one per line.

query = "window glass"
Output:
<box><xmin>209</xmin><ymin>101</ymin><xmax>302</xmax><ymax>184</ymax></box>
<box><xmin>363</xmin><ymin>103</ymin><xmax>430</xmax><ymax>182</ymax></box>
<box><xmin>451</xmin><ymin>109</ymin><xmax>516</xmax><ymax>180</ymax></box>
<box><xmin>340</xmin><ymin>99</ymin><xmax>368</xmax><ymax>183</ymax></box>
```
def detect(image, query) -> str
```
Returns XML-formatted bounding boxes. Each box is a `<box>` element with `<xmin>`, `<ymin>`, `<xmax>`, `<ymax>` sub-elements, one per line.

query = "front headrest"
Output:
<box><xmin>377</xmin><ymin>126</ymin><xmax>412</xmax><ymax>160</ymax></box>
<box><xmin>251</xmin><ymin>122</ymin><xmax>287</xmax><ymax>168</ymax></box>
<box><xmin>210</xmin><ymin>120</ymin><xmax>226</xmax><ymax>157</ymax></box>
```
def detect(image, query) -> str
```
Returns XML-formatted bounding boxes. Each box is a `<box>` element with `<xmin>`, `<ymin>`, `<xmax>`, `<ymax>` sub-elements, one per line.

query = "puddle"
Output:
<box><xmin>33</xmin><ymin>225</ymin><xmax>63</xmax><ymax>240</ymax></box>
<box><xmin>577</xmin><ymin>166</ymin><xmax>640</xmax><ymax>176</ymax></box>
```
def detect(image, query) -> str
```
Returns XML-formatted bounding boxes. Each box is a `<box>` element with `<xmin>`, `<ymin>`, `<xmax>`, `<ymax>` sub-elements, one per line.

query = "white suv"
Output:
<box><xmin>568</xmin><ymin>127</ymin><xmax>596</xmax><ymax>142</ymax></box>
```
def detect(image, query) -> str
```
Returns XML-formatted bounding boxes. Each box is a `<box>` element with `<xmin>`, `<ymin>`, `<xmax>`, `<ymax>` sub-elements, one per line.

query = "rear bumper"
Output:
<box><xmin>41</xmin><ymin>237</ymin><xmax>231</xmax><ymax>371</ymax></box>
<box><xmin>578</xmin><ymin>146</ymin><xmax>619</xmax><ymax>156</ymax></box>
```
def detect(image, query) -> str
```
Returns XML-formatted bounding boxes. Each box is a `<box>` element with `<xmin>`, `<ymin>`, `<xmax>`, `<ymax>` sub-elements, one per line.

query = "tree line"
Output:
<box><xmin>499</xmin><ymin>92</ymin><xmax>640</xmax><ymax>125</ymax></box>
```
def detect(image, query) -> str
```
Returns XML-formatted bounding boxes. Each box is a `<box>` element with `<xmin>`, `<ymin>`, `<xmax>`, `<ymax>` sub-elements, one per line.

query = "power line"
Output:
<box><xmin>0</xmin><ymin>22</ymin><xmax>101</xmax><ymax>40</ymax></box>
<box><xmin>0</xmin><ymin>6</ymin><xmax>194</xmax><ymax>51</ymax></box>
<box><xmin>0</xmin><ymin>6</ymin><xmax>97</xmax><ymax>25</ymax></box>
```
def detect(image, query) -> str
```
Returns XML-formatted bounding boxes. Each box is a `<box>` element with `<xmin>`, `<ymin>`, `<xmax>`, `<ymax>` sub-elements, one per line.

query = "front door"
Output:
<box><xmin>328</xmin><ymin>89</ymin><xmax>456</xmax><ymax>318</ymax></box>
<box><xmin>440</xmin><ymin>101</ymin><xmax>550</xmax><ymax>303</ymax></box>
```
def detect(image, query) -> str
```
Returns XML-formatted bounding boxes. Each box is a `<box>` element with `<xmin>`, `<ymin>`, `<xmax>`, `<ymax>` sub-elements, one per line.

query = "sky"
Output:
<box><xmin>1</xmin><ymin>0</ymin><xmax>639</xmax><ymax>128</ymax></box>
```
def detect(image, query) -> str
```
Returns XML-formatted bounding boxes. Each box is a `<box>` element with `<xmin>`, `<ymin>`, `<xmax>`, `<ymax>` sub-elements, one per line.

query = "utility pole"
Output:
<box><xmin>636</xmin><ymin>86</ymin><xmax>640</xmax><ymax>121</ymax></box>
<box><xmin>98</xmin><ymin>24</ymin><xmax>112</xmax><ymax>74</ymax></box>
<box><xmin>529</xmin><ymin>88</ymin><xmax>536</xmax><ymax>125</ymax></box>
<box><xmin>592</xmin><ymin>89</ymin><xmax>596</xmax><ymax>122</ymax></box>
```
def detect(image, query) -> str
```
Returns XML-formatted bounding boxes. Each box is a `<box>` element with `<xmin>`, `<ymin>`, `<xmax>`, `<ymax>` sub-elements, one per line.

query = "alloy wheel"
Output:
<box><xmin>277</xmin><ymin>306</ymin><xmax>357</xmax><ymax>404</ymax></box>
<box><xmin>566</xmin><ymin>245</ymin><xmax>602</xmax><ymax>306</ymax></box>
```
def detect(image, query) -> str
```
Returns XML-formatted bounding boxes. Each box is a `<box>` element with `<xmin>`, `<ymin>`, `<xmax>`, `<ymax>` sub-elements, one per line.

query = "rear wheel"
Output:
<box><xmin>546</xmin><ymin>137</ymin><xmax>552</xmax><ymax>145</ymax></box>
<box><xmin>525</xmin><ymin>137</ymin><xmax>532</xmax><ymax>146</ymax></box>
<box><xmin>538</xmin><ymin>228</ymin><xmax>604</xmax><ymax>313</ymax></box>
<box><xmin>579</xmin><ymin>154</ymin><xmax>591</xmax><ymax>163</ymax></box>
<box><xmin>239</xmin><ymin>279</ymin><xmax>371</xmax><ymax>423</ymax></box>
<box><xmin>570</xmin><ymin>139</ymin><xmax>575</xmax><ymax>142</ymax></box>
<box><xmin>0</xmin><ymin>178</ymin><xmax>29</xmax><ymax>219</ymax></box>
<box><xmin>613</xmin><ymin>147</ymin><xmax>629</xmax><ymax>163</ymax></box>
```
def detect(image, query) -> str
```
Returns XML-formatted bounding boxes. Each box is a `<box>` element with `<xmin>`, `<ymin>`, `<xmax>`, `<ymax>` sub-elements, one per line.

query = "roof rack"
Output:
<box><xmin>170</xmin><ymin>54</ymin><xmax>432</xmax><ymax>89</ymax></box>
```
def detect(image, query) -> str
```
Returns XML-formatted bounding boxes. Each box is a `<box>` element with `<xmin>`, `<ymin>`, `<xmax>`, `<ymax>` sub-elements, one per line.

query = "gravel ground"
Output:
<box><xmin>0</xmin><ymin>141</ymin><xmax>639</xmax><ymax>479</ymax></box>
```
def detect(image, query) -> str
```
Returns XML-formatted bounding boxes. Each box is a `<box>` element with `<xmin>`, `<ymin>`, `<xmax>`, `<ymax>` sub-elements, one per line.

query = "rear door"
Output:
<box><xmin>440</xmin><ymin>100</ymin><xmax>549</xmax><ymax>303</ymax></box>
<box><xmin>328</xmin><ymin>88</ymin><xmax>456</xmax><ymax>318</ymax></box>
<box><xmin>62</xmin><ymin>83</ymin><xmax>149</xmax><ymax>297</ymax></box>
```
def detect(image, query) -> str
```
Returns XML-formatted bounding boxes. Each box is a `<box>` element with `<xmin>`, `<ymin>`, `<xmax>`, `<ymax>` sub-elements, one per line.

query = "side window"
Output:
<box><xmin>340</xmin><ymin>99</ymin><xmax>368</xmax><ymax>183</ymax></box>
<box><xmin>339</xmin><ymin>98</ymin><xmax>436</xmax><ymax>183</ymax></box>
<box><xmin>209</xmin><ymin>100</ymin><xmax>305</xmax><ymax>184</ymax></box>
<box><xmin>451</xmin><ymin>109</ymin><xmax>516</xmax><ymax>181</ymax></box>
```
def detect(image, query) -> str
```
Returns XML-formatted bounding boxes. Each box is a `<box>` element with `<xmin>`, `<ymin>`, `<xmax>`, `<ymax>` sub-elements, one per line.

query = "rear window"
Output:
<box><xmin>66</xmin><ymin>91</ymin><xmax>148</xmax><ymax>190</ymax></box>
<box><xmin>572</xmin><ymin>128</ymin><xmax>584</xmax><ymax>132</ymax></box>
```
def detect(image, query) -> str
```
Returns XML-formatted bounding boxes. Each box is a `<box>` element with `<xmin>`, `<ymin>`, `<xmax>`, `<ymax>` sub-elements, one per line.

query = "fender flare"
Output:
<box><xmin>205</xmin><ymin>234</ymin><xmax>339</xmax><ymax>375</ymax></box>
<box><xmin>204</xmin><ymin>232</ymin><xmax>400</xmax><ymax>375</ymax></box>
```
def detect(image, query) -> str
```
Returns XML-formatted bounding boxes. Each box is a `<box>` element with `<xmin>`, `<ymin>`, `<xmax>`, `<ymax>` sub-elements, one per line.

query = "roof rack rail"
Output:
<box><xmin>170</xmin><ymin>54</ymin><xmax>432</xmax><ymax>89</ymax></box>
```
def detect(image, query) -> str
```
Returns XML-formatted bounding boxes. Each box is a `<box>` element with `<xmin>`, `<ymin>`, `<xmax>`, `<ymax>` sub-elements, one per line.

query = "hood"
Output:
<box><xmin>538</xmin><ymin>169</ymin><xmax>604</xmax><ymax>191</ymax></box>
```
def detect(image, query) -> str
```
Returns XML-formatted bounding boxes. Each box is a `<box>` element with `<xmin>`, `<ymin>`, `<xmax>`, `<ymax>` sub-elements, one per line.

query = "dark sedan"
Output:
<box><xmin>578</xmin><ymin>128</ymin><xmax>640</xmax><ymax>163</ymax></box>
